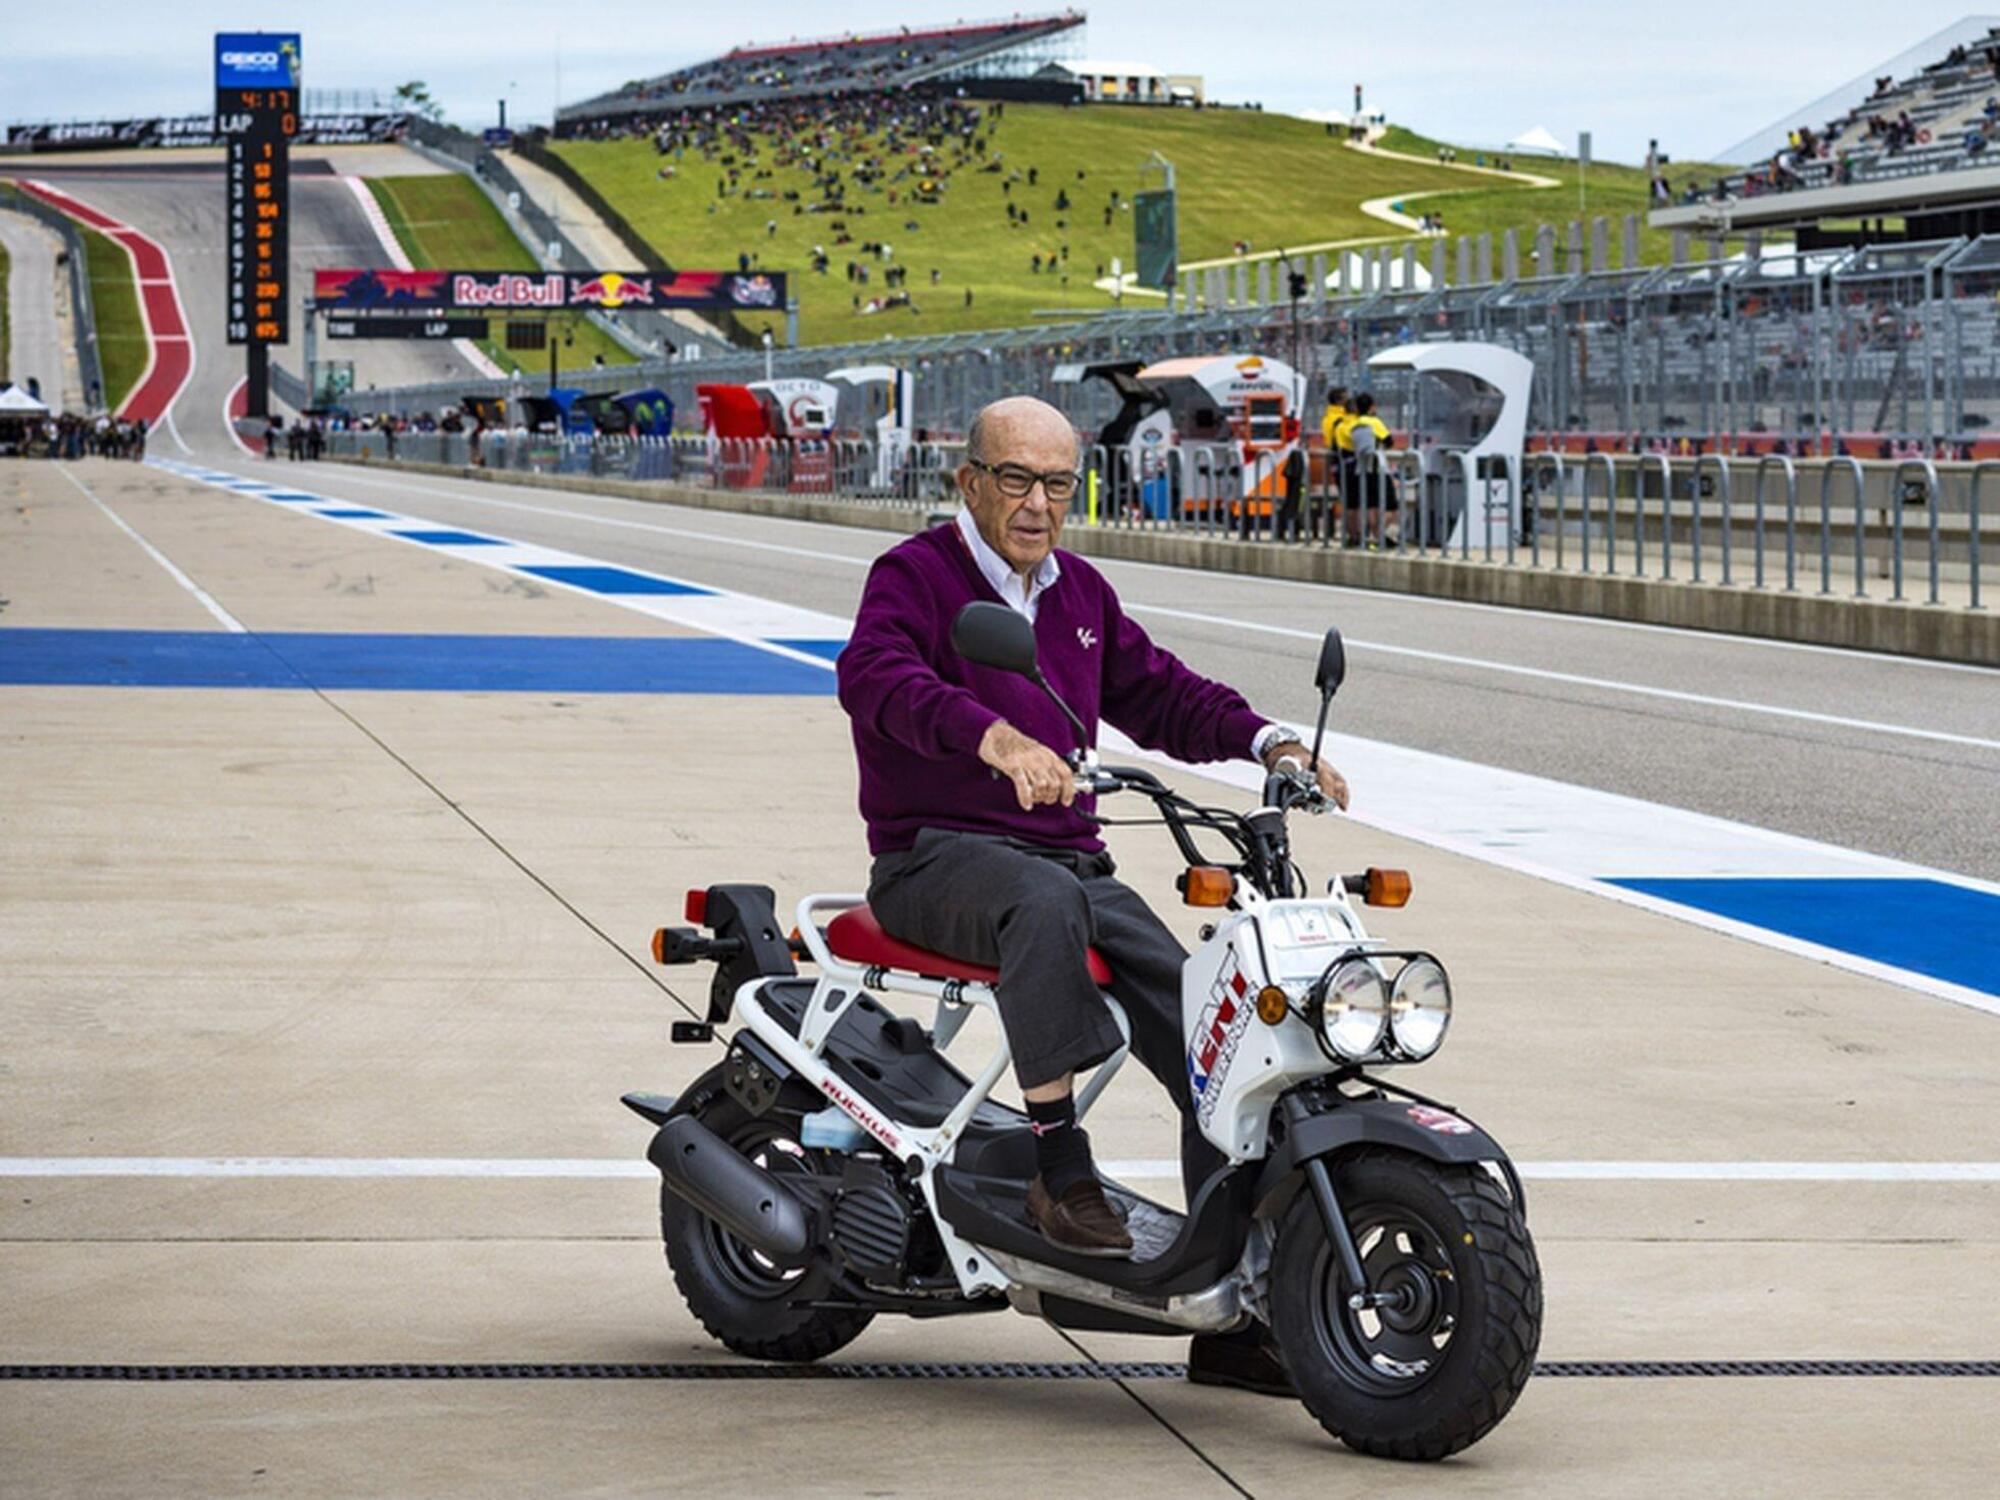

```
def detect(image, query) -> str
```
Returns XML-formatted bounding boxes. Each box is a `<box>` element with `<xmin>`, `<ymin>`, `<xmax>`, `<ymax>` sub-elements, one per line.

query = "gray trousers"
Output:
<box><xmin>868</xmin><ymin>829</ymin><xmax>1224</xmax><ymax>1197</ymax></box>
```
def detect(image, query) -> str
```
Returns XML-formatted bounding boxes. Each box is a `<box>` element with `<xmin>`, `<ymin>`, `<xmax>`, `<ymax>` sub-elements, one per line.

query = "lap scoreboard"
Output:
<box><xmin>215</xmin><ymin>33</ymin><xmax>300</xmax><ymax>346</ymax></box>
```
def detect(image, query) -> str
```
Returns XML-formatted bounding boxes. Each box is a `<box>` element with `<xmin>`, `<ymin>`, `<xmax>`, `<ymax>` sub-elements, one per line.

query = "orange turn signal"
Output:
<box><xmin>1182</xmin><ymin>865</ymin><xmax>1234</xmax><ymax>908</ymax></box>
<box><xmin>1365</xmin><ymin>868</ymin><xmax>1412</xmax><ymax>908</ymax></box>
<box><xmin>651</xmin><ymin>927</ymin><xmax>670</xmax><ymax>964</ymax></box>
<box><xmin>1255</xmin><ymin>985</ymin><xmax>1290</xmax><ymax>1025</ymax></box>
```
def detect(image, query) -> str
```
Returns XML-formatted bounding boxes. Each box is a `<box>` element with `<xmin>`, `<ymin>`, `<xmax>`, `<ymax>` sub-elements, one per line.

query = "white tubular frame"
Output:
<box><xmin>723</xmin><ymin>893</ymin><xmax>1132</xmax><ymax>1298</ymax></box>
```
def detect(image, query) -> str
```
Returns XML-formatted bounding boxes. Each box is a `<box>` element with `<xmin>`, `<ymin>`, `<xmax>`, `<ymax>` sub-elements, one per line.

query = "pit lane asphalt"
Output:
<box><xmin>242</xmin><ymin>457</ymin><xmax>2000</xmax><ymax>884</ymax></box>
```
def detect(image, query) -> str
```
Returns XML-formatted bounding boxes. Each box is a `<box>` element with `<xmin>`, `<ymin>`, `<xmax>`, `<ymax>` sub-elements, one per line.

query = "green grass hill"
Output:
<box><xmin>550</xmin><ymin>105</ymin><xmax>1731</xmax><ymax>347</ymax></box>
<box><xmin>79</xmin><ymin>224</ymin><xmax>146</xmax><ymax>412</ymax></box>
<box><xmin>363</xmin><ymin>174</ymin><xmax>634</xmax><ymax>376</ymax></box>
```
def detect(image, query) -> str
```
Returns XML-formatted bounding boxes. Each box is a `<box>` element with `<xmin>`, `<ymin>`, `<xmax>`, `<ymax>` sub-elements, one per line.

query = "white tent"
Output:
<box><xmin>1506</xmin><ymin>125</ymin><xmax>1564</xmax><ymax>157</ymax></box>
<box><xmin>0</xmin><ymin>383</ymin><xmax>51</xmax><ymax>415</ymax></box>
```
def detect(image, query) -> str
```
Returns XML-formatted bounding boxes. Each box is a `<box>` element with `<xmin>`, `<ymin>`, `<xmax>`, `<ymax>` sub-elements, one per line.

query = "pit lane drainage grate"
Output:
<box><xmin>5</xmin><ymin>1360</ymin><xmax>1999</xmax><ymax>1382</ymax></box>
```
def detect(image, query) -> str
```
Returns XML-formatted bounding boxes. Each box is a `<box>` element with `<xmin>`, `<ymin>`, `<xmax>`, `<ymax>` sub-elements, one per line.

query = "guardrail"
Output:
<box><xmin>323</xmin><ymin>432</ymin><xmax>1991</xmax><ymax>610</ymax></box>
<box><xmin>0</xmin><ymin>180</ymin><xmax>106</xmax><ymax>410</ymax></box>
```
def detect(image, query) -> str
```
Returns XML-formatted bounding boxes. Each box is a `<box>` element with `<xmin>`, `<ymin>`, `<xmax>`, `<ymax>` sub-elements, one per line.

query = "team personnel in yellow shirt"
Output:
<box><xmin>1319</xmin><ymin>386</ymin><xmax>1349</xmax><ymax>450</ymax></box>
<box><xmin>1319</xmin><ymin>387</ymin><xmax>1351</xmax><ymax>543</ymax></box>
<box><xmin>1344</xmin><ymin>393</ymin><xmax>1397</xmax><ymax>546</ymax></box>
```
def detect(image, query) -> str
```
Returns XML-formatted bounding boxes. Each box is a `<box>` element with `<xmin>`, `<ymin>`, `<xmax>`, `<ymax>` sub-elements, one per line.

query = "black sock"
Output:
<box><xmin>1026</xmin><ymin>1094</ymin><xmax>1094</xmax><ymax>1196</ymax></box>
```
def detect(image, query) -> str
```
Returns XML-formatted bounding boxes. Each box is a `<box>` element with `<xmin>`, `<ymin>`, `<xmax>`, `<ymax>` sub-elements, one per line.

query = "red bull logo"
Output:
<box><xmin>569</xmin><ymin>272</ymin><xmax>656</xmax><ymax>308</ymax></box>
<box><xmin>452</xmin><ymin>273</ymin><xmax>566</xmax><ymax>308</ymax></box>
<box><xmin>730</xmin><ymin>274</ymin><xmax>780</xmax><ymax>309</ymax></box>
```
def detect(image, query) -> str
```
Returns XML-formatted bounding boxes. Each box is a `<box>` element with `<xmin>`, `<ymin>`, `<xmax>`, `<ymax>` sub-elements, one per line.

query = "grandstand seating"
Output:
<box><xmin>557</xmin><ymin>11</ymin><xmax>1083</xmax><ymax>128</ymax></box>
<box><xmin>1702</xmin><ymin>29</ymin><xmax>2000</xmax><ymax>202</ymax></box>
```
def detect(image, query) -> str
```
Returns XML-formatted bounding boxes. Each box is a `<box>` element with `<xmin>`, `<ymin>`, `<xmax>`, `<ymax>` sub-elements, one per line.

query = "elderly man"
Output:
<box><xmin>835</xmin><ymin>396</ymin><xmax>1347</xmax><ymax>1393</ymax></box>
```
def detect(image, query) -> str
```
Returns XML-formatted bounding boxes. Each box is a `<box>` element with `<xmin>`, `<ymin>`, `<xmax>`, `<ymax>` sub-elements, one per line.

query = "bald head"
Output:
<box><xmin>966</xmin><ymin>396</ymin><xmax>1078</xmax><ymax>469</ymax></box>
<box><xmin>958</xmin><ymin>396</ymin><xmax>1079</xmax><ymax>577</ymax></box>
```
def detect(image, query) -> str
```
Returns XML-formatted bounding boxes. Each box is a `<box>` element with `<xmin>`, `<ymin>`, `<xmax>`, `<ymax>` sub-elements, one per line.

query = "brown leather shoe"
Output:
<box><xmin>1026</xmin><ymin>1176</ymin><xmax>1134</xmax><ymax>1258</ymax></box>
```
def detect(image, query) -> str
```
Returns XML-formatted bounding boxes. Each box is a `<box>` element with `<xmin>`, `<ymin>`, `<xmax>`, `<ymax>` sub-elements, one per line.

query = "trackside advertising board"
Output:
<box><xmin>312</xmin><ymin>268</ymin><xmax>788</xmax><ymax>313</ymax></box>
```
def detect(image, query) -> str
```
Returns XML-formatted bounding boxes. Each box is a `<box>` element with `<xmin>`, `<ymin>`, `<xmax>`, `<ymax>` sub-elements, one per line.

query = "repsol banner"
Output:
<box><xmin>312</xmin><ymin>267</ymin><xmax>788</xmax><ymax>313</ymax></box>
<box><xmin>1</xmin><ymin>114</ymin><xmax>406</xmax><ymax>151</ymax></box>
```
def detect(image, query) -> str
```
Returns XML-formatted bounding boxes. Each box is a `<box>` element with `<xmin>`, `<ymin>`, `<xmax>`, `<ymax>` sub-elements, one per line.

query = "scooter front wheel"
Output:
<box><xmin>1270</xmin><ymin>1148</ymin><xmax>1541</xmax><ymax>1461</ymax></box>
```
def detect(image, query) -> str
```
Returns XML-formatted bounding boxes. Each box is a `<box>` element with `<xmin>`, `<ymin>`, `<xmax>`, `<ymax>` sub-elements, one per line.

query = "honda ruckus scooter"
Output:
<box><xmin>626</xmin><ymin>604</ymin><xmax>1542</xmax><ymax>1460</ymax></box>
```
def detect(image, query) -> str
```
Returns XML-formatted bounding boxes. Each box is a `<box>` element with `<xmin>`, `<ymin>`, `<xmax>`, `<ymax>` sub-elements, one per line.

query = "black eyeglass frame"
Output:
<box><xmin>967</xmin><ymin>457</ymin><xmax>1083</xmax><ymax>502</ymax></box>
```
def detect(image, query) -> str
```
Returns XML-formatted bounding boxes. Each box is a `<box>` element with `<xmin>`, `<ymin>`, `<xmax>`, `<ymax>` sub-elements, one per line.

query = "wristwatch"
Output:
<box><xmin>1251</xmin><ymin>723</ymin><xmax>1300</xmax><ymax>764</ymax></box>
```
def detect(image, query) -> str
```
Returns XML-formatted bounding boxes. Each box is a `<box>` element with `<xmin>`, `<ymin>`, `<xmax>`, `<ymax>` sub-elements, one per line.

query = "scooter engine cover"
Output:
<box><xmin>832</xmin><ymin>1163</ymin><xmax>914</xmax><ymax>1284</ymax></box>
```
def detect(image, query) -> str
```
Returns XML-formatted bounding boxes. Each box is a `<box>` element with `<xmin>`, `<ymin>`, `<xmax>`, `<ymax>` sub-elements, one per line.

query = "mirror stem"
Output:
<box><xmin>1034</xmin><ymin>671</ymin><xmax>1092</xmax><ymax>756</ymax></box>
<box><xmin>1307</xmin><ymin>687</ymin><xmax>1333</xmax><ymax>778</ymax></box>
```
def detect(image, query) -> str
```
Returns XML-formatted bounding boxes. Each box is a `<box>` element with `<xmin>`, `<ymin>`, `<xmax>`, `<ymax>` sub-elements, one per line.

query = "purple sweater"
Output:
<box><xmin>837</xmin><ymin>525</ymin><xmax>1266</xmax><ymax>854</ymax></box>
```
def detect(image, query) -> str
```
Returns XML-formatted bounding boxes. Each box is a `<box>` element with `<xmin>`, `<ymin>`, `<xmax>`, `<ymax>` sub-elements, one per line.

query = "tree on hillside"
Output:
<box><xmin>393</xmin><ymin>81</ymin><xmax>444</xmax><ymax>123</ymax></box>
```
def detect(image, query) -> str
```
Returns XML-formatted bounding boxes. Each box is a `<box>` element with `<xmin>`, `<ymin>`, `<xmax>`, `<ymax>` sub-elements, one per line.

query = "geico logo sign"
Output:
<box><xmin>221</xmin><ymin>51</ymin><xmax>281</xmax><ymax>68</ymax></box>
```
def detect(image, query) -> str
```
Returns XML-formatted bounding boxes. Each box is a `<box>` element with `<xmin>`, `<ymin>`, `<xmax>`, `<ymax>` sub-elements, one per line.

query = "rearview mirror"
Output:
<box><xmin>1315</xmin><ymin>627</ymin><xmax>1346</xmax><ymax>696</ymax></box>
<box><xmin>951</xmin><ymin>601</ymin><xmax>1039</xmax><ymax>677</ymax></box>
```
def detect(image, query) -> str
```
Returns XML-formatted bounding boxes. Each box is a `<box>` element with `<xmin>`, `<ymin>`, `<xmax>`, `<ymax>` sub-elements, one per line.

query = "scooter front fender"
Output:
<box><xmin>1253</xmin><ymin>1094</ymin><xmax>1512</xmax><ymax>1217</ymax></box>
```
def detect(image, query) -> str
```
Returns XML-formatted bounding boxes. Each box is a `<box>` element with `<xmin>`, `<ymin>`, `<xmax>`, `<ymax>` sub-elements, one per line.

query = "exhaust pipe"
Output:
<box><xmin>648</xmin><ymin>1115</ymin><xmax>815</xmax><ymax>1267</ymax></box>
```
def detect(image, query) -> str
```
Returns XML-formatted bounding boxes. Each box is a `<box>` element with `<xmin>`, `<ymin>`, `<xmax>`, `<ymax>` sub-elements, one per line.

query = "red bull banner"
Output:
<box><xmin>312</xmin><ymin>268</ymin><xmax>786</xmax><ymax>313</ymax></box>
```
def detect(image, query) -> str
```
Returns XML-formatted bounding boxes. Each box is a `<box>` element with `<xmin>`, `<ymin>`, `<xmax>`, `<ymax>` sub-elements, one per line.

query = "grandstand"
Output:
<box><xmin>556</xmin><ymin>12</ymin><xmax>1085</xmax><ymax>131</ymax></box>
<box><xmin>1654</xmin><ymin>19</ymin><xmax>2000</xmax><ymax>244</ymax></box>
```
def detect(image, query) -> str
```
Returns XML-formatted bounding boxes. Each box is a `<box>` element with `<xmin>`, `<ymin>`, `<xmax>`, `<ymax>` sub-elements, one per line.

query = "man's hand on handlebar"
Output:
<box><xmin>978</xmin><ymin>719</ymin><xmax>1078</xmax><ymax>811</ymax></box>
<box><xmin>1262</xmin><ymin>739</ymin><xmax>1351</xmax><ymax>811</ymax></box>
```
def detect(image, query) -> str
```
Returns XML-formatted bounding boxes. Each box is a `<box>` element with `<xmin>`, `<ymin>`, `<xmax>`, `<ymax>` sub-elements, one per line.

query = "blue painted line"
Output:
<box><xmin>771</xmin><ymin>638</ymin><xmax>846</xmax><ymax>662</ymax></box>
<box><xmin>317</xmin><ymin>509</ymin><xmax>390</xmax><ymax>519</ymax></box>
<box><xmin>391</xmin><ymin>529</ymin><xmax>504</xmax><ymax>546</ymax></box>
<box><xmin>0</xmin><ymin>630</ymin><xmax>833</xmax><ymax>695</ymax></box>
<box><xmin>1607</xmin><ymin>877</ymin><xmax>2000</xmax><ymax>997</ymax></box>
<box><xmin>518</xmin><ymin>565</ymin><xmax>711</xmax><ymax>596</ymax></box>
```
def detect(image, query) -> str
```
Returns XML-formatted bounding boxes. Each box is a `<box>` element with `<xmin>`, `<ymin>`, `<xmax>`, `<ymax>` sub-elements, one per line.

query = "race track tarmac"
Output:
<box><xmin>4</xmin><ymin>453</ymin><xmax>1998</xmax><ymax>1497</ymax></box>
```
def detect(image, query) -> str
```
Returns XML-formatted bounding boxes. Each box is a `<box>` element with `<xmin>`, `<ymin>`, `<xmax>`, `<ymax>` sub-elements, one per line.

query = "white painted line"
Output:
<box><xmin>0</xmin><ymin>1157</ymin><xmax>654</xmax><ymax>1179</ymax></box>
<box><xmin>1126</xmin><ymin>603</ymin><xmax>2000</xmax><ymax>753</ymax></box>
<box><xmin>1100</xmin><ymin>727</ymin><xmax>2000</xmax><ymax>1018</ymax></box>
<box><xmin>55</xmin><ymin>466</ymin><xmax>246</xmax><ymax>632</ymax></box>
<box><xmin>151</xmin><ymin>458</ymin><xmax>1998</xmax><ymax>1011</ymax></box>
<box><xmin>6</xmin><ymin>1156</ymin><xmax>1999</xmax><ymax>1183</ymax></box>
<box><xmin>148</xmin><ymin>460</ymin><xmax>843</xmax><ymax>669</ymax></box>
<box><xmin>1515</xmin><ymin>1161</ymin><xmax>2000</xmax><ymax>1182</ymax></box>
<box><xmin>312</xmin><ymin>468</ymin><xmax>880</xmax><ymax>570</ymax></box>
<box><xmin>302</xmin><ymin>464</ymin><xmax>1998</xmax><ymax>676</ymax></box>
<box><xmin>221</xmin><ymin>376</ymin><xmax>255</xmax><ymax>457</ymax></box>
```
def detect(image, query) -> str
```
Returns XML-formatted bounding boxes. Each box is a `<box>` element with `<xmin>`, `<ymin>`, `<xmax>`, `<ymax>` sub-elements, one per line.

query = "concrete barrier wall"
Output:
<box><xmin>329</xmin><ymin>454</ymin><xmax>2000</xmax><ymax>665</ymax></box>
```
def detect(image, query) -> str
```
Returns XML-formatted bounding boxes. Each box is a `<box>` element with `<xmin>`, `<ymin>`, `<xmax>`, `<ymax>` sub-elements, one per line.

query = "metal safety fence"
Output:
<box><xmin>328</xmin><ymin>230</ymin><xmax>2000</xmax><ymax>456</ymax></box>
<box><xmin>325</xmin><ymin>431</ymin><xmax>1987</xmax><ymax>609</ymax></box>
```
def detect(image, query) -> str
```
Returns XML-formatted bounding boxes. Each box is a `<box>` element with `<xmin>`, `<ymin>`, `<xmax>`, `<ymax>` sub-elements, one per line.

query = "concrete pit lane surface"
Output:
<box><xmin>4</xmin><ymin>438</ymin><xmax>1999</xmax><ymax>1498</ymax></box>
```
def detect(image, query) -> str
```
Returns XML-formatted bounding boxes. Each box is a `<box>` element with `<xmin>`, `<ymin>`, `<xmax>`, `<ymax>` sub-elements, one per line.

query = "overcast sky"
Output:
<box><xmin>4</xmin><ymin>2</ymin><xmax>1992</xmax><ymax>165</ymax></box>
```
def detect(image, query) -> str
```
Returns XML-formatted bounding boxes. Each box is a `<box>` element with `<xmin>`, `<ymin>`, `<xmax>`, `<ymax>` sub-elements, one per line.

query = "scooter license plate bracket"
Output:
<box><xmin>724</xmin><ymin>1033</ymin><xmax>791</xmax><ymax>1117</ymax></box>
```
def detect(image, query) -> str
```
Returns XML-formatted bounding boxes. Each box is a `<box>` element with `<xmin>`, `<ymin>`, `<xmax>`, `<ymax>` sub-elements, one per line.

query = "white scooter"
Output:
<box><xmin>629</xmin><ymin>605</ymin><xmax>1542</xmax><ymax>1460</ymax></box>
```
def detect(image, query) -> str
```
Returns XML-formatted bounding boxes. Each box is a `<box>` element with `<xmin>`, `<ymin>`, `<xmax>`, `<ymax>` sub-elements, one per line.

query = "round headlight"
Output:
<box><xmin>1321</xmin><ymin>957</ymin><xmax>1388</xmax><ymax>1060</ymax></box>
<box><xmin>1389</xmin><ymin>957</ymin><xmax>1452</xmax><ymax>1060</ymax></box>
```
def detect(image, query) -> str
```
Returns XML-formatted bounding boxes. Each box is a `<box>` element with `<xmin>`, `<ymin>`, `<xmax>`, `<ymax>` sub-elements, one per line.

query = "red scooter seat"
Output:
<box><xmin>825</xmin><ymin>904</ymin><xmax>1114</xmax><ymax>987</ymax></box>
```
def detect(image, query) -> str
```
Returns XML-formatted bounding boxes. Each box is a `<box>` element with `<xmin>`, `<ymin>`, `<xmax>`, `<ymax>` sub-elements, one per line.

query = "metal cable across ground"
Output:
<box><xmin>5</xmin><ymin>1360</ymin><xmax>1999</xmax><ymax>1381</ymax></box>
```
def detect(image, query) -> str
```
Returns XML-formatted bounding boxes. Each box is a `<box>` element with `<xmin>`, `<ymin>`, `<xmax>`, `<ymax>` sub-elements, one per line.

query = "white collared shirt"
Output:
<box><xmin>954</xmin><ymin>506</ymin><xmax>1281</xmax><ymax>761</ymax></box>
<box><xmin>956</xmin><ymin>505</ymin><xmax>1060</xmax><ymax>622</ymax></box>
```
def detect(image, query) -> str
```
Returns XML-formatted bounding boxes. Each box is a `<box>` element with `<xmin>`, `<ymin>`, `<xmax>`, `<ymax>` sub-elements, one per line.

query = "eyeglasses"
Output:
<box><xmin>969</xmin><ymin>458</ymin><xmax>1081</xmax><ymax>503</ymax></box>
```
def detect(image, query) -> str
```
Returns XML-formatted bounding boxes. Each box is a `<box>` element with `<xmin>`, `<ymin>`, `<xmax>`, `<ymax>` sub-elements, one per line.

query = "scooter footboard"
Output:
<box><xmin>1252</xmin><ymin>1095</ymin><xmax>1511</xmax><ymax>1216</ymax></box>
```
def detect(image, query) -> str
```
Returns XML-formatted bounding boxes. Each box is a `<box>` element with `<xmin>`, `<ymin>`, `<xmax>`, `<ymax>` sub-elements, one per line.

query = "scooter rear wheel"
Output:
<box><xmin>1270</xmin><ymin>1148</ymin><xmax>1541</xmax><ymax>1461</ymax></box>
<box><xmin>661</xmin><ymin>1096</ymin><xmax>874</xmax><ymax>1363</ymax></box>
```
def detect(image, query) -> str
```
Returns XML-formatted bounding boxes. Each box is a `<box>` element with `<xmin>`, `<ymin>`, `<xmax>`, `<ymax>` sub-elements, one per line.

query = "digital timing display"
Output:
<box><xmin>215</xmin><ymin>33</ymin><xmax>301</xmax><ymax>346</ymax></box>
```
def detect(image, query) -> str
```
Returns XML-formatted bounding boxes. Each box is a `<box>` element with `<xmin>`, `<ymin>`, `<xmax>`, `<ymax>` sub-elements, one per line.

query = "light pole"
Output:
<box><xmin>762</xmin><ymin>327</ymin><xmax>774</xmax><ymax>382</ymax></box>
